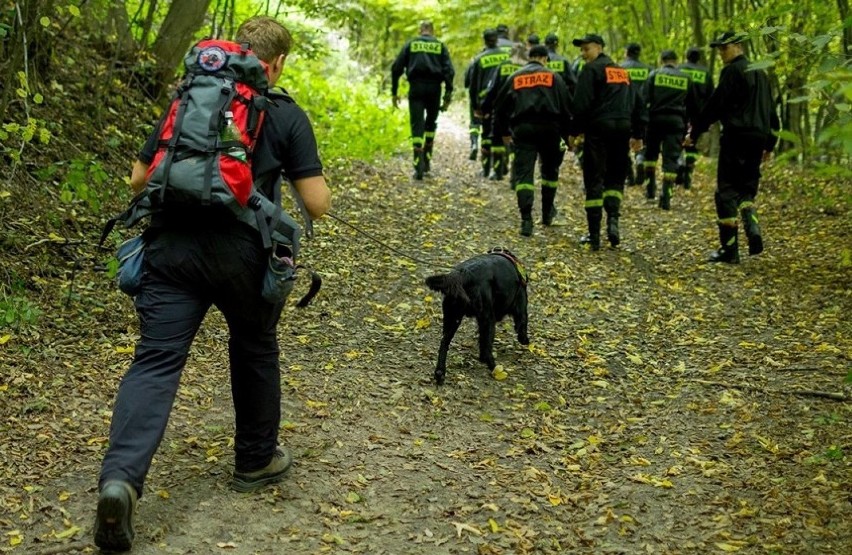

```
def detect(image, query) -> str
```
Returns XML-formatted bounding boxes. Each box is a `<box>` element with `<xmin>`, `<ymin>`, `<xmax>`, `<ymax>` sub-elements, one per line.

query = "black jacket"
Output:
<box><xmin>645</xmin><ymin>64</ymin><xmax>699</xmax><ymax>125</ymax></box>
<box><xmin>492</xmin><ymin>61</ymin><xmax>573</xmax><ymax>138</ymax></box>
<box><xmin>546</xmin><ymin>51</ymin><xmax>577</xmax><ymax>94</ymax></box>
<box><xmin>479</xmin><ymin>58</ymin><xmax>524</xmax><ymax>115</ymax></box>
<box><xmin>677</xmin><ymin>61</ymin><xmax>714</xmax><ymax>112</ymax></box>
<box><xmin>690</xmin><ymin>54</ymin><xmax>780</xmax><ymax>151</ymax></box>
<box><xmin>468</xmin><ymin>47</ymin><xmax>510</xmax><ymax>111</ymax></box>
<box><xmin>572</xmin><ymin>53</ymin><xmax>646</xmax><ymax>138</ymax></box>
<box><xmin>391</xmin><ymin>34</ymin><xmax>455</xmax><ymax>96</ymax></box>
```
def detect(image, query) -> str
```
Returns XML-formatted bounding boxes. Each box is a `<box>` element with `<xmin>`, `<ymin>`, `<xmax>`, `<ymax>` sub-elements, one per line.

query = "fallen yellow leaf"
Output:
<box><xmin>492</xmin><ymin>365</ymin><xmax>508</xmax><ymax>381</ymax></box>
<box><xmin>0</xmin><ymin>334</ymin><xmax>11</xmax><ymax>345</ymax></box>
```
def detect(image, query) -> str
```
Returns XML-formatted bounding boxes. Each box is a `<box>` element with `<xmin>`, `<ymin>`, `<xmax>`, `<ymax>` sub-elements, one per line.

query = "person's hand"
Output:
<box><xmin>473</xmin><ymin>109</ymin><xmax>483</xmax><ymax>118</ymax></box>
<box><xmin>762</xmin><ymin>150</ymin><xmax>772</xmax><ymax>163</ymax></box>
<box><xmin>568</xmin><ymin>135</ymin><xmax>582</xmax><ymax>149</ymax></box>
<box><xmin>629</xmin><ymin>138</ymin><xmax>644</xmax><ymax>152</ymax></box>
<box><xmin>502</xmin><ymin>135</ymin><xmax>512</xmax><ymax>146</ymax></box>
<box><xmin>440</xmin><ymin>96</ymin><xmax>452</xmax><ymax>112</ymax></box>
<box><xmin>682</xmin><ymin>136</ymin><xmax>694</xmax><ymax>148</ymax></box>
<box><xmin>392</xmin><ymin>95</ymin><xmax>400</xmax><ymax>109</ymax></box>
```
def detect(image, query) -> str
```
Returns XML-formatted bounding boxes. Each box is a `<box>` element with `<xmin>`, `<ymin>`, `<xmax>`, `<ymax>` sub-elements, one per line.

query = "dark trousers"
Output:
<box><xmin>645</xmin><ymin>117</ymin><xmax>685</xmax><ymax>179</ymax></box>
<box><xmin>408</xmin><ymin>81</ymin><xmax>442</xmax><ymax>148</ymax></box>
<box><xmin>99</xmin><ymin>223</ymin><xmax>285</xmax><ymax>497</ymax></box>
<box><xmin>583</xmin><ymin>127</ymin><xmax>630</xmax><ymax>216</ymax></box>
<box><xmin>512</xmin><ymin>122</ymin><xmax>563</xmax><ymax>218</ymax></box>
<box><xmin>716</xmin><ymin>132</ymin><xmax>765</xmax><ymax>223</ymax></box>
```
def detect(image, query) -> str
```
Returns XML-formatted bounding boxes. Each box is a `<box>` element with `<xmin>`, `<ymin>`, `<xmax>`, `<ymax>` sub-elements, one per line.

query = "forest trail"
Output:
<box><xmin>1</xmin><ymin>109</ymin><xmax>850</xmax><ymax>555</ymax></box>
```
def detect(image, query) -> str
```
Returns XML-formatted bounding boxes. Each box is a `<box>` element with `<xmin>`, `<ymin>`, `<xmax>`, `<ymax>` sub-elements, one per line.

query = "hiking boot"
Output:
<box><xmin>658</xmin><ymin>182</ymin><xmax>672</xmax><ymax>210</ymax></box>
<box><xmin>606</xmin><ymin>217</ymin><xmax>620</xmax><ymax>247</ymax></box>
<box><xmin>94</xmin><ymin>480</ymin><xmax>137</xmax><ymax>552</ymax></box>
<box><xmin>741</xmin><ymin>206</ymin><xmax>763</xmax><ymax>255</ymax></box>
<box><xmin>232</xmin><ymin>447</ymin><xmax>293</xmax><ymax>493</ymax></box>
<box><xmin>469</xmin><ymin>147</ymin><xmax>478</xmax><ymax>161</ymax></box>
<box><xmin>645</xmin><ymin>176</ymin><xmax>656</xmax><ymax>200</ymax></box>
<box><xmin>520</xmin><ymin>219</ymin><xmax>533</xmax><ymax>237</ymax></box>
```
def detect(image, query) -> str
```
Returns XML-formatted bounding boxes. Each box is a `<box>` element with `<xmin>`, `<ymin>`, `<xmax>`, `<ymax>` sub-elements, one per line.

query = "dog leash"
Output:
<box><xmin>325</xmin><ymin>212</ymin><xmax>456</xmax><ymax>271</ymax></box>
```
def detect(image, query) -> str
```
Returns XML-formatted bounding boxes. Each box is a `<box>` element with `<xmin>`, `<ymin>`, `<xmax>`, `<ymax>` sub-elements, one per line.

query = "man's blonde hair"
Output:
<box><xmin>235</xmin><ymin>16</ymin><xmax>292</xmax><ymax>63</ymax></box>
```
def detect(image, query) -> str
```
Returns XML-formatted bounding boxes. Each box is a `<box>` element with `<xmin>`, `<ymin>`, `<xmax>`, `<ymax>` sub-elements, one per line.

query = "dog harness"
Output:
<box><xmin>487</xmin><ymin>247</ymin><xmax>528</xmax><ymax>287</ymax></box>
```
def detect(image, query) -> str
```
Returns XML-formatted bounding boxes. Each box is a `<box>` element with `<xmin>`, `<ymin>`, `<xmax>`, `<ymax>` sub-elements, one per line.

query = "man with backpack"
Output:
<box><xmin>94</xmin><ymin>16</ymin><xmax>331</xmax><ymax>552</ymax></box>
<box><xmin>391</xmin><ymin>20</ymin><xmax>455</xmax><ymax>180</ymax></box>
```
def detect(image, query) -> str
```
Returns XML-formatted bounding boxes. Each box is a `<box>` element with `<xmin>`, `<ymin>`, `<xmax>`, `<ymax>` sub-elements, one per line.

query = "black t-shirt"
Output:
<box><xmin>139</xmin><ymin>87</ymin><xmax>324</xmax><ymax>200</ymax></box>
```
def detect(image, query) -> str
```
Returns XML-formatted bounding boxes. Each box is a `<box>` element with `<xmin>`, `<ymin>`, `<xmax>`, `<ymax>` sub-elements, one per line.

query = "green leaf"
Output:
<box><xmin>68</xmin><ymin>5</ymin><xmax>81</xmax><ymax>17</ymax></box>
<box><xmin>33</xmin><ymin>93</ymin><xmax>44</xmax><ymax>104</ymax></box>
<box><xmin>39</xmin><ymin>16</ymin><xmax>50</xmax><ymax>27</ymax></box>
<box><xmin>747</xmin><ymin>59</ymin><xmax>775</xmax><ymax>71</ymax></box>
<box><xmin>845</xmin><ymin>370</ymin><xmax>852</xmax><ymax>384</ymax></box>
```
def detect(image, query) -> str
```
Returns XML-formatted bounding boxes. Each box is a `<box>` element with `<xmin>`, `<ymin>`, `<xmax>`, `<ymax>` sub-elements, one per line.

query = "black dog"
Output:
<box><xmin>425</xmin><ymin>248</ymin><xmax>529</xmax><ymax>385</ymax></box>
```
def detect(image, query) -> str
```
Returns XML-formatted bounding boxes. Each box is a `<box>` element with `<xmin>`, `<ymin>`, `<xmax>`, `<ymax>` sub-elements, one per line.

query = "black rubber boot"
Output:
<box><xmin>518</xmin><ymin>190</ymin><xmax>534</xmax><ymax>236</ymax></box>
<box><xmin>480</xmin><ymin>148</ymin><xmax>491</xmax><ymax>178</ymax></box>
<box><xmin>741</xmin><ymin>206</ymin><xmax>763</xmax><ymax>255</ymax></box>
<box><xmin>635</xmin><ymin>158</ymin><xmax>646</xmax><ymax>186</ymax></box>
<box><xmin>658</xmin><ymin>179</ymin><xmax>673</xmax><ymax>210</ymax></box>
<box><xmin>541</xmin><ymin>187</ymin><xmax>557</xmax><ymax>226</ymax></box>
<box><xmin>606</xmin><ymin>216</ymin><xmax>620</xmax><ymax>247</ymax></box>
<box><xmin>708</xmin><ymin>225</ymin><xmax>740</xmax><ymax>264</ymax></box>
<box><xmin>682</xmin><ymin>162</ymin><xmax>694</xmax><ymax>189</ymax></box>
<box><xmin>625</xmin><ymin>161</ymin><xmax>636</xmax><ymax>186</ymax></box>
<box><xmin>520</xmin><ymin>218</ymin><xmax>533</xmax><ymax>237</ymax></box>
<box><xmin>645</xmin><ymin>168</ymin><xmax>656</xmax><ymax>199</ymax></box>
<box><xmin>581</xmin><ymin>209</ymin><xmax>602</xmax><ymax>251</ymax></box>
<box><xmin>469</xmin><ymin>134</ymin><xmax>479</xmax><ymax>161</ymax></box>
<box><xmin>413</xmin><ymin>147</ymin><xmax>425</xmax><ymax>180</ymax></box>
<box><xmin>424</xmin><ymin>140</ymin><xmax>434</xmax><ymax>173</ymax></box>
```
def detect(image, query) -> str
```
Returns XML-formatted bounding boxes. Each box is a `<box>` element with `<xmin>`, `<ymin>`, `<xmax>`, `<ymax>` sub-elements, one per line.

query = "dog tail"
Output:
<box><xmin>425</xmin><ymin>273</ymin><xmax>470</xmax><ymax>305</ymax></box>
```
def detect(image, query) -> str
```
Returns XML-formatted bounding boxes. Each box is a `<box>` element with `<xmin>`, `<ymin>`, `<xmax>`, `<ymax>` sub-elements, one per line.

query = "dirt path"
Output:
<box><xmin>1</xmin><ymin>111</ymin><xmax>850</xmax><ymax>554</ymax></box>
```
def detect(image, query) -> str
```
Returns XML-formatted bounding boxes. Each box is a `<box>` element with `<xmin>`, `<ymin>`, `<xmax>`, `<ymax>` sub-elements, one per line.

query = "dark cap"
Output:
<box><xmin>528</xmin><ymin>45</ymin><xmax>549</xmax><ymax>59</ymax></box>
<box><xmin>626</xmin><ymin>42</ymin><xmax>641</xmax><ymax>56</ymax></box>
<box><xmin>483</xmin><ymin>28</ymin><xmax>498</xmax><ymax>42</ymax></box>
<box><xmin>527</xmin><ymin>33</ymin><xmax>540</xmax><ymax>45</ymax></box>
<box><xmin>660</xmin><ymin>49</ymin><xmax>677</xmax><ymax>62</ymax></box>
<box><xmin>686</xmin><ymin>46</ymin><xmax>701</xmax><ymax>62</ymax></box>
<box><xmin>545</xmin><ymin>33</ymin><xmax>559</xmax><ymax>45</ymax></box>
<box><xmin>572</xmin><ymin>33</ymin><xmax>605</xmax><ymax>47</ymax></box>
<box><xmin>496</xmin><ymin>24</ymin><xmax>509</xmax><ymax>34</ymax></box>
<box><xmin>709</xmin><ymin>31</ymin><xmax>748</xmax><ymax>47</ymax></box>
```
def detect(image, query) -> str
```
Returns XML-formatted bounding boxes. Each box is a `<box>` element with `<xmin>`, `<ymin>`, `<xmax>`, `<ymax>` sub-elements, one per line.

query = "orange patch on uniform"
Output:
<box><xmin>605</xmin><ymin>67</ymin><xmax>629</xmax><ymax>84</ymax></box>
<box><xmin>513</xmin><ymin>72</ymin><xmax>553</xmax><ymax>90</ymax></box>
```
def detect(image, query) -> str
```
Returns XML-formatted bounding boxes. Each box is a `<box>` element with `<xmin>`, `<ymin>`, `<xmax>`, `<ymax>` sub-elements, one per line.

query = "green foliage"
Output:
<box><xmin>283</xmin><ymin>54</ymin><xmax>408</xmax><ymax>163</ymax></box>
<box><xmin>0</xmin><ymin>293</ymin><xmax>41</xmax><ymax>329</ymax></box>
<box><xmin>50</xmin><ymin>157</ymin><xmax>111</xmax><ymax>213</ymax></box>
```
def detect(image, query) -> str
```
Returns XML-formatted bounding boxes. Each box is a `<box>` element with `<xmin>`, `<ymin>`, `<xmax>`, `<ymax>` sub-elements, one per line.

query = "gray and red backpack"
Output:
<box><xmin>102</xmin><ymin>39</ymin><xmax>319</xmax><ymax>304</ymax></box>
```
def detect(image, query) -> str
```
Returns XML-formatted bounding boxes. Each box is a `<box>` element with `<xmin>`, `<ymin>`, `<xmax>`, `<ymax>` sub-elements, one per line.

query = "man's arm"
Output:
<box><xmin>293</xmin><ymin>175</ymin><xmax>330</xmax><ymax>220</ymax></box>
<box><xmin>130</xmin><ymin>160</ymin><xmax>148</xmax><ymax>194</ymax></box>
<box><xmin>390</xmin><ymin>43</ymin><xmax>408</xmax><ymax>97</ymax></box>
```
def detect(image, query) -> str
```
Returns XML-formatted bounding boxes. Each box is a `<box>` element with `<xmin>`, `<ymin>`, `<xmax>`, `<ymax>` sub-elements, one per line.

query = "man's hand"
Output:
<box><xmin>473</xmin><ymin>109</ymin><xmax>483</xmax><ymax>118</ymax></box>
<box><xmin>629</xmin><ymin>138</ymin><xmax>644</xmax><ymax>152</ymax></box>
<box><xmin>682</xmin><ymin>136</ymin><xmax>694</xmax><ymax>148</ymax></box>
<box><xmin>392</xmin><ymin>95</ymin><xmax>400</xmax><ymax>109</ymax></box>
<box><xmin>440</xmin><ymin>96</ymin><xmax>451</xmax><ymax>112</ymax></box>
<box><xmin>568</xmin><ymin>135</ymin><xmax>583</xmax><ymax>150</ymax></box>
<box><xmin>502</xmin><ymin>135</ymin><xmax>512</xmax><ymax>146</ymax></box>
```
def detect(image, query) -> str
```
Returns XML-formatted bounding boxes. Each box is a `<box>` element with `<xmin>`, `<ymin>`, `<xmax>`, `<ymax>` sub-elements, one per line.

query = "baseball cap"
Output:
<box><xmin>626</xmin><ymin>43</ymin><xmax>641</xmax><ymax>56</ymax></box>
<box><xmin>686</xmin><ymin>46</ymin><xmax>701</xmax><ymax>62</ymax></box>
<box><xmin>483</xmin><ymin>28</ymin><xmax>498</xmax><ymax>41</ymax></box>
<box><xmin>528</xmin><ymin>45</ymin><xmax>549</xmax><ymax>59</ymax></box>
<box><xmin>527</xmin><ymin>33</ymin><xmax>540</xmax><ymax>45</ymax></box>
<box><xmin>572</xmin><ymin>33</ymin><xmax>605</xmax><ymax>47</ymax></box>
<box><xmin>709</xmin><ymin>31</ymin><xmax>748</xmax><ymax>47</ymax></box>
<box><xmin>496</xmin><ymin>24</ymin><xmax>509</xmax><ymax>34</ymax></box>
<box><xmin>660</xmin><ymin>49</ymin><xmax>677</xmax><ymax>61</ymax></box>
<box><xmin>545</xmin><ymin>33</ymin><xmax>559</xmax><ymax>45</ymax></box>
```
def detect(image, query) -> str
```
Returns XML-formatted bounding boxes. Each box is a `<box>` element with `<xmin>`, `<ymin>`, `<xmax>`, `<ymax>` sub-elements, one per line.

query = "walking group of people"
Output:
<box><xmin>391</xmin><ymin>23</ymin><xmax>780</xmax><ymax>263</ymax></box>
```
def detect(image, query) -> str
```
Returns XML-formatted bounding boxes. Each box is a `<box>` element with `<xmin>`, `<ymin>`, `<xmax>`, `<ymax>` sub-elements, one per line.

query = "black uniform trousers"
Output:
<box><xmin>99</xmin><ymin>221</ymin><xmax>285</xmax><ymax>497</ymax></box>
<box><xmin>408</xmin><ymin>81</ymin><xmax>442</xmax><ymax>153</ymax></box>
<box><xmin>716</xmin><ymin>131</ymin><xmax>765</xmax><ymax>225</ymax></box>
<box><xmin>583</xmin><ymin>124</ymin><xmax>631</xmax><ymax>225</ymax></box>
<box><xmin>645</xmin><ymin>116</ymin><xmax>685</xmax><ymax>181</ymax></box>
<box><xmin>512</xmin><ymin>122</ymin><xmax>563</xmax><ymax>219</ymax></box>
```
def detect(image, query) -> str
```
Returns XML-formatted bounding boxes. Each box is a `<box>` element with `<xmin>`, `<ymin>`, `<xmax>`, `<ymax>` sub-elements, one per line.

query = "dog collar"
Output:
<box><xmin>487</xmin><ymin>247</ymin><xmax>528</xmax><ymax>287</ymax></box>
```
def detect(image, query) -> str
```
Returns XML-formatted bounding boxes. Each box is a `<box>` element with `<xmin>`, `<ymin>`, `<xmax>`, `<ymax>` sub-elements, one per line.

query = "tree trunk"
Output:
<box><xmin>687</xmin><ymin>0</ymin><xmax>706</xmax><ymax>46</ymax></box>
<box><xmin>150</xmin><ymin>0</ymin><xmax>212</xmax><ymax>98</ymax></box>
<box><xmin>839</xmin><ymin>0</ymin><xmax>852</xmax><ymax>59</ymax></box>
<box><xmin>106</xmin><ymin>0</ymin><xmax>135</xmax><ymax>59</ymax></box>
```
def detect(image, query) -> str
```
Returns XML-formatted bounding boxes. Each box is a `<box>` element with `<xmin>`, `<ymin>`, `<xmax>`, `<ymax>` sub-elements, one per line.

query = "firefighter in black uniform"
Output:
<box><xmin>643</xmin><ymin>50</ymin><xmax>699</xmax><ymax>210</ymax></box>
<box><xmin>676</xmin><ymin>46</ymin><xmax>715</xmax><ymax>188</ymax></box>
<box><xmin>469</xmin><ymin>29</ymin><xmax>510</xmax><ymax>178</ymax></box>
<box><xmin>686</xmin><ymin>31</ymin><xmax>780</xmax><ymax>263</ymax></box>
<box><xmin>496</xmin><ymin>24</ymin><xmax>514</xmax><ymax>51</ymax></box>
<box><xmin>494</xmin><ymin>45</ymin><xmax>573</xmax><ymax>237</ymax></box>
<box><xmin>480</xmin><ymin>43</ymin><xmax>527</xmax><ymax>181</ymax></box>
<box><xmin>464</xmin><ymin>59</ymin><xmax>482</xmax><ymax>161</ymax></box>
<box><xmin>571</xmin><ymin>34</ymin><xmax>647</xmax><ymax>250</ymax></box>
<box><xmin>621</xmin><ymin>43</ymin><xmax>652</xmax><ymax>186</ymax></box>
<box><xmin>545</xmin><ymin>33</ymin><xmax>577</xmax><ymax>94</ymax></box>
<box><xmin>391</xmin><ymin>20</ymin><xmax>455</xmax><ymax>180</ymax></box>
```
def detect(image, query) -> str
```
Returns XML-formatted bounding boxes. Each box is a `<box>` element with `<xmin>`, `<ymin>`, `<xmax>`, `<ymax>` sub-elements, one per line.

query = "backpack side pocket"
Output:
<box><xmin>116</xmin><ymin>235</ymin><xmax>147</xmax><ymax>296</ymax></box>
